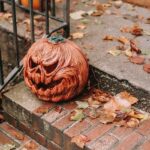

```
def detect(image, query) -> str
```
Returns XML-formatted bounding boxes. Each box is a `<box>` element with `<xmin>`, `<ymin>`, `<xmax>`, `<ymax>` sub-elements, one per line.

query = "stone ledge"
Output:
<box><xmin>0</xmin><ymin>122</ymin><xmax>46</xmax><ymax>150</ymax></box>
<box><xmin>2</xmin><ymin>81</ymin><xmax>150</xmax><ymax>150</ymax></box>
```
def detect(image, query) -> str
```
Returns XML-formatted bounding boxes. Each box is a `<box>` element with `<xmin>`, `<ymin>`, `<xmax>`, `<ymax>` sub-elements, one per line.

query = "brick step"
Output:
<box><xmin>2</xmin><ymin>81</ymin><xmax>150</xmax><ymax>150</ymax></box>
<box><xmin>0</xmin><ymin>122</ymin><xmax>46</xmax><ymax>150</ymax></box>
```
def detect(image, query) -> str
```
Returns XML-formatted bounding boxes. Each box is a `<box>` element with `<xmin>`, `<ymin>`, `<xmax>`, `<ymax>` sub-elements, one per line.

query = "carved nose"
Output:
<box><xmin>36</xmin><ymin>67</ymin><xmax>41</xmax><ymax>74</ymax></box>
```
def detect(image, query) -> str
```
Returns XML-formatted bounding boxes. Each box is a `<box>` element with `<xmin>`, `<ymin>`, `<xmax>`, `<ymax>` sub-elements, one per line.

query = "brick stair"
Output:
<box><xmin>0</xmin><ymin>122</ymin><xmax>46</xmax><ymax>150</ymax></box>
<box><xmin>2</xmin><ymin>81</ymin><xmax>150</xmax><ymax>150</ymax></box>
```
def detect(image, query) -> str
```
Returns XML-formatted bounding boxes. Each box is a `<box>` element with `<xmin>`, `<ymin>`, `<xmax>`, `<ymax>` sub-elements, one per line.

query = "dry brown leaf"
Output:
<box><xmin>130</xmin><ymin>25</ymin><xmax>143</xmax><ymax>36</ymax></box>
<box><xmin>117</xmin><ymin>36</ymin><xmax>129</xmax><ymax>44</ymax></box>
<box><xmin>115</xmin><ymin>91</ymin><xmax>138</xmax><ymax>105</ymax></box>
<box><xmin>104</xmin><ymin>98</ymin><xmax>120</xmax><ymax>111</ymax></box>
<box><xmin>71</xmin><ymin>135</ymin><xmax>90</xmax><ymax>148</ymax></box>
<box><xmin>35</xmin><ymin>105</ymin><xmax>50</xmax><ymax>114</ymax></box>
<box><xmin>91</xmin><ymin>11</ymin><xmax>103</xmax><ymax>16</ymax></box>
<box><xmin>126</xmin><ymin>118</ymin><xmax>140</xmax><ymax>128</ymax></box>
<box><xmin>55</xmin><ymin>106</ymin><xmax>62</xmax><ymax>113</ymax></box>
<box><xmin>99</xmin><ymin>110</ymin><xmax>116</xmax><ymax>124</ymax></box>
<box><xmin>87</xmin><ymin>108</ymin><xmax>100</xmax><ymax>119</ymax></box>
<box><xmin>124</xmin><ymin>48</ymin><xmax>132</xmax><ymax>57</ymax></box>
<box><xmin>88</xmin><ymin>97</ymin><xmax>101</xmax><ymax>108</ymax></box>
<box><xmin>103</xmin><ymin>35</ymin><xmax>116</xmax><ymax>41</ymax></box>
<box><xmin>2</xmin><ymin>13</ymin><xmax>12</xmax><ymax>20</ymax></box>
<box><xmin>130</xmin><ymin>40</ymin><xmax>141</xmax><ymax>54</ymax></box>
<box><xmin>14</xmin><ymin>132</ymin><xmax>24</xmax><ymax>140</ymax></box>
<box><xmin>76</xmin><ymin>24</ymin><xmax>86</xmax><ymax>30</ymax></box>
<box><xmin>115</xmin><ymin>110</ymin><xmax>128</xmax><ymax>122</ymax></box>
<box><xmin>104</xmin><ymin>91</ymin><xmax>138</xmax><ymax>111</ymax></box>
<box><xmin>143</xmin><ymin>64</ymin><xmax>150</xmax><ymax>73</ymax></box>
<box><xmin>35</xmin><ymin>29</ymin><xmax>44</xmax><ymax>37</ymax></box>
<box><xmin>108</xmin><ymin>49</ymin><xmax>121</xmax><ymax>56</ymax></box>
<box><xmin>120</xmin><ymin>26</ymin><xmax>131</xmax><ymax>33</ymax></box>
<box><xmin>70</xmin><ymin>109</ymin><xmax>85</xmax><ymax>121</ymax></box>
<box><xmin>92</xmin><ymin>89</ymin><xmax>113</xmax><ymax>103</ymax></box>
<box><xmin>96</xmin><ymin>3</ymin><xmax>105</xmax><ymax>11</ymax></box>
<box><xmin>25</xmin><ymin>141</ymin><xmax>38</xmax><ymax>149</ymax></box>
<box><xmin>71</xmin><ymin>32</ymin><xmax>84</xmax><ymax>39</ymax></box>
<box><xmin>129</xmin><ymin>56</ymin><xmax>145</xmax><ymax>65</ymax></box>
<box><xmin>34</xmin><ymin>15</ymin><xmax>45</xmax><ymax>21</ymax></box>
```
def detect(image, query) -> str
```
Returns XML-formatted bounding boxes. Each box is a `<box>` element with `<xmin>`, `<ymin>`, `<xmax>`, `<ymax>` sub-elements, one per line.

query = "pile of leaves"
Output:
<box><xmin>103</xmin><ymin>24</ymin><xmax>150</xmax><ymax>73</ymax></box>
<box><xmin>70</xmin><ymin>89</ymin><xmax>149</xmax><ymax>127</ymax></box>
<box><xmin>70</xmin><ymin>88</ymin><xmax>149</xmax><ymax>148</ymax></box>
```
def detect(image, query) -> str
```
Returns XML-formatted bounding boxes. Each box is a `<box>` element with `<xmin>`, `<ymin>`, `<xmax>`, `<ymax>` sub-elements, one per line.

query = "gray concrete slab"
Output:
<box><xmin>70</xmin><ymin>1</ymin><xmax>150</xmax><ymax>94</ymax></box>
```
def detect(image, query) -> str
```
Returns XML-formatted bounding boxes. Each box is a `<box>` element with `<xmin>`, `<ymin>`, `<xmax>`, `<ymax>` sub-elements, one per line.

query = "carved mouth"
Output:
<box><xmin>31</xmin><ymin>79</ymin><xmax>63</xmax><ymax>90</ymax></box>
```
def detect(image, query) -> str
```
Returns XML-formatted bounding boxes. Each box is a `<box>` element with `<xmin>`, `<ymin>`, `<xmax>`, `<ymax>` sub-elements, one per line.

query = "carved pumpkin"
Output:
<box><xmin>20</xmin><ymin>0</ymin><xmax>43</xmax><ymax>10</ymax></box>
<box><xmin>23</xmin><ymin>36</ymin><xmax>89</xmax><ymax>102</ymax></box>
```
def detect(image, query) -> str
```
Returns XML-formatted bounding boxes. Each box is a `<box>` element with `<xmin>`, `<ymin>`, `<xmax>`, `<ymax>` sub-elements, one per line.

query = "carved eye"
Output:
<box><xmin>44</xmin><ymin>61</ymin><xmax>58</xmax><ymax>73</ymax></box>
<box><xmin>29</xmin><ymin>59</ymin><xmax>38</xmax><ymax>69</ymax></box>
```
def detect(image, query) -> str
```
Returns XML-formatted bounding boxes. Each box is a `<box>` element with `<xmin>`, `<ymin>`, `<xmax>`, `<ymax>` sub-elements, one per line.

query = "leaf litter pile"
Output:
<box><xmin>71</xmin><ymin>89</ymin><xmax>149</xmax><ymax>127</ymax></box>
<box><xmin>70</xmin><ymin>89</ymin><xmax>149</xmax><ymax>148</ymax></box>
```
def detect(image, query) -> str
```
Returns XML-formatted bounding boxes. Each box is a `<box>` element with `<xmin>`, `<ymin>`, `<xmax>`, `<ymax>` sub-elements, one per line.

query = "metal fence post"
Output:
<box><xmin>63</xmin><ymin>0</ymin><xmax>70</xmax><ymax>38</ymax></box>
<box><xmin>0</xmin><ymin>0</ymin><xmax>4</xmax><ymax>12</ymax></box>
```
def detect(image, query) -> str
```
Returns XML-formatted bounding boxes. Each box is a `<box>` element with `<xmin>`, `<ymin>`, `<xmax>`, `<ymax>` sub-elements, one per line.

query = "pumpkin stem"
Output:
<box><xmin>48</xmin><ymin>35</ymin><xmax>65</xmax><ymax>43</ymax></box>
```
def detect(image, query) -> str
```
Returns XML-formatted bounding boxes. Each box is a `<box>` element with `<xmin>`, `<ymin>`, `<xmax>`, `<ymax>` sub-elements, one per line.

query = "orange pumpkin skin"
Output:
<box><xmin>23</xmin><ymin>38</ymin><xmax>89</xmax><ymax>102</ymax></box>
<box><xmin>20</xmin><ymin>0</ymin><xmax>41</xmax><ymax>10</ymax></box>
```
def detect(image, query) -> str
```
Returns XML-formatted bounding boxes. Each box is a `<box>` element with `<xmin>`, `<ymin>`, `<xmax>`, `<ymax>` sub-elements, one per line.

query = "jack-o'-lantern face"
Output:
<box><xmin>23</xmin><ymin>37</ymin><xmax>89</xmax><ymax>102</ymax></box>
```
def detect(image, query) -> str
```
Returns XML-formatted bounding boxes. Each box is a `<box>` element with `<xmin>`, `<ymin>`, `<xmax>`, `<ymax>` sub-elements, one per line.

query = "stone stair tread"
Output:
<box><xmin>0</xmin><ymin>122</ymin><xmax>46</xmax><ymax>150</ymax></box>
<box><xmin>2</xmin><ymin>81</ymin><xmax>150</xmax><ymax>150</ymax></box>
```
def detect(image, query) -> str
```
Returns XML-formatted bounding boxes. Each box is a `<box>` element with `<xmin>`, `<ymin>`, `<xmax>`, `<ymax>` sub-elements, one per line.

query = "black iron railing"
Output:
<box><xmin>0</xmin><ymin>0</ymin><xmax>70</xmax><ymax>92</ymax></box>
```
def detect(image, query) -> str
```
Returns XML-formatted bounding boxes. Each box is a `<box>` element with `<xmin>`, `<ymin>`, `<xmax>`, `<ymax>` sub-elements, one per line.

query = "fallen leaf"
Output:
<box><xmin>143</xmin><ymin>64</ymin><xmax>150</xmax><ymax>73</ymax></box>
<box><xmin>117</xmin><ymin>36</ymin><xmax>129</xmax><ymax>44</ymax></box>
<box><xmin>104</xmin><ymin>91</ymin><xmax>138</xmax><ymax>111</ymax></box>
<box><xmin>2</xmin><ymin>13</ymin><xmax>12</xmax><ymax>20</ymax></box>
<box><xmin>55</xmin><ymin>106</ymin><xmax>62</xmax><ymax>113</ymax></box>
<box><xmin>129</xmin><ymin>56</ymin><xmax>145</xmax><ymax>65</ymax></box>
<box><xmin>88</xmin><ymin>97</ymin><xmax>101</xmax><ymax>108</ymax></box>
<box><xmin>87</xmin><ymin>108</ymin><xmax>100</xmax><ymax>119</ymax></box>
<box><xmin>71</xmin><ymin>134</ymin><xmax>90</xmax><ymax>148</ymax></box>
<box><xmin>95</xmin><ymin>3</ymin><xmax>106</xmax><ymax>11</ymax></box>
<box><xmin>70</xmin><ymin>109</ymin><xmax>85</xmax><ymax>121</ymax></box>
<box><xmin>35</xmin><ymin>105</ymin><xmax>50</xmax><ymax>114</ymax></box>
<box><xmin>92</xmin><ymin>89</ymin><xmax>113</xmax><ymax>103</ymax></box>
<box><xmin>115</xmin><ymin>91</ymin><xmax>138</xmax><ymax>106</ymax></box>
<box><xmin>76</xmin><ymin>24</ymin><xmax>86</xmax><ymax>30</ymax></box>
<box><xmin>34</xmin><ymin>15</ymin><xmax>45</xmax><ymax>21</ymax></box>
<box><xmin>14</xmin><ymin>132</ymin><xmax>24</xmax><ymax>140</ymax></box>
<box><xmin>114</xmin><ymin>0</ymin><xmax>123</xmax><ymax>8</ymax></box>
<box><xmin>91</xmin><ymin>11</ymin><xmax>103</xmax><ymax>16</ymax></box>
<box><xmin>130</xmin><ymin>40</ymin><xmax>141</xmax><ymax>54</ymax></box>
<box><xmin>103</xmin><ymin>35</ymin><xmax>115</xmax><ymax>41</ymax></box>
<box><xmin>120</xmin><ymin>26</ymin><xmax>131</xmax><ymax>33</ymax></box>
<box><xmin>70</xmin><ymin>10</ymin><xmax>86</xmax><ymax>20</ymax></box>
<box><xmin>35</xmin><ymin>29</ymin><xmax>44</xmax><ymax>37</ymax></box>
<box><xmin>145</xmin><ymin>17</ymin><xmax>150</xmax><ymax>24</ymax></box>
<box><xmin>108</xmin><ymin>48</ymin><xmax>121</xmax><ymax>56</ymax></box>
<box><xmin>126</xmin><ymin>118</ymin><xmax>140</xmax><ymax>128</ymax></box>
<box><xmin>104</xmin><ymin>98</ymin><xmax>120</xmax><ymax>111</ymax></box>
<box><xmin>130</xmin><ymin>24</ymin><xmax>143</xmax><ymax>36</ymax></box>
<box><xmin>143</xmin><ymin>30</ymin><xmax>150</xmax><ymax>36</ymax></box>
<box><xmin>24</xmin><ymin>141</ymin><xmax>38</xmax><ymax>149</ymax></box>
<box><xmin>71</xmin><ymin>32</ymin><xmax>84</xmax><ymax>39</ymax></box>
<box><xmin>99</xmin><ymin>110</ymin><xmax>116</xmax><ymax>124</ymax></box>
<box><xmin>124</xmin><ymin>48</ymin><xmax>132</xmax><ymax>57</ymax></box>
<box><xmin>2</xmin><ymin>143</ymin><xmax>16</xmax><ymax>150</ymax></box>
<box><xmin>76</xmin><ymin>101</ymin><xmax>89</xmax><ymax>109</ymax></box>
<box><xmin>115</xmin><ymin>110</ymin><xmax>128</xmax><ymax>121</ymax></box>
